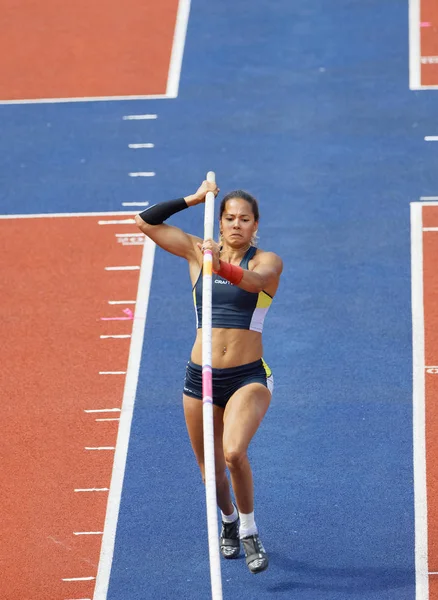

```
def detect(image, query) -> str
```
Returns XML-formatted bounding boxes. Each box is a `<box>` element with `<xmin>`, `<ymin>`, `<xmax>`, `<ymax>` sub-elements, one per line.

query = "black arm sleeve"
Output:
<box><xmin>138</xmin><ymin>198</ymin><xmax>188</xmax><ymax>225</ymax></box>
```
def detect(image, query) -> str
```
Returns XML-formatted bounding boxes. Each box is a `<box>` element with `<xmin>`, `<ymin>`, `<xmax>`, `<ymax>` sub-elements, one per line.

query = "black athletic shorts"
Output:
<box><xmin>183</xmin><ymin>359</ymin><xmax>274</xmax><ymax>409</ymax></box>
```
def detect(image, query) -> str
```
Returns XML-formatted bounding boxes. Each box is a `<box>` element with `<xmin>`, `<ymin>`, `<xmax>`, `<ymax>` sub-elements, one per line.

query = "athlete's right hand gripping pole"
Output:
<box><xmin>202</xmin><ymin>171</ymin><xmax>224</xmax><ymax>600</ymax></box>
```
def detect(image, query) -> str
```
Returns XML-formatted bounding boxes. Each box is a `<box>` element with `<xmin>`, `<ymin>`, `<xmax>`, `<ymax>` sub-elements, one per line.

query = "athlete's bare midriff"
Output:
<box><xmin>191</xmin><ymin>328</ymin><xmax>263</xmax><ymax>368</ymax></box>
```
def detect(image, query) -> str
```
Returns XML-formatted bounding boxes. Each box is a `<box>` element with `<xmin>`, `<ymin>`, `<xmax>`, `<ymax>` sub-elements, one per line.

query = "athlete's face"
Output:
<box><xmin>220</xmin><ymin>199</ymin><xmax>258</xmax><ymax>247</ymax></box>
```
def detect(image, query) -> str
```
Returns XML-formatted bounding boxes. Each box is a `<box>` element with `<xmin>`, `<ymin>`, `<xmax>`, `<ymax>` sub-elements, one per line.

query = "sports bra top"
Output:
<box><xmin>192</xmin><ymin>246</ymin><xmax>273</xmax><ymax>332</ymax></box>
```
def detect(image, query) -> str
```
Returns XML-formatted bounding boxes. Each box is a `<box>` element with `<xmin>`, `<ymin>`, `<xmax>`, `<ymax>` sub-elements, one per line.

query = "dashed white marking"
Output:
<box><xmin>122</xmin><ymin>202</ymin><xmax>150</xmax><ymax>207</ymax></box>
<box><xmin>122</xmin><ymin>114</ymin><xmax>157</xmax><ymax>120</ymax></box>
<box><xmin>423</xmin><ymin>228</ymin><xmax>438</xmax><ymax>231</ymax></box>
<box><xmin>98</xmin><ymin>371</ymin><xmax>127</xmax><ymax>375</ymax></box>
<box><xmin>420</xmin><ymin>197</ymin><xmax>438</xmax><ymax>201</ymax></box>
<box><xmin>85</xmin><ymin>447</ymin><xmax>116</xmax><ymax>451</ymax></box>
<box><xmin>115</xmin><ymin>233</ymin><xmax>143</xmax><ymax>237</ymax></box>
<box><xmin>100</xmin><ymin>335</ymin><xmax>132</xmax><ymax>339</ymax></box>
<box><xmin>98</xmin><ymin>219</ymin><xmax>136</xmax><ymax>225</ymax></box>
<box><xmin>84</xmin><ymin>408</ymin><xmax>121</xmax><ymax>414</ymax></box>
<box><xmin>95</xmin><ymin>418</ymin><xmax>120</xmax><ymax>422</ymax></box>
<box><xmin>129</xmin><ymin>143</ymin><xmax>155</xmax><ymax>149</ymax></box>
<box><xmin>105</xmin><ymin>265</ymin><xmax>140</xmax><ymax>271</ymax></box>
<box><xmin>62</xmin><ymin>577</ymin><xmax>96</xmax><ymax>582</ymax></box>
<box><xmin>108</xmin><ymin>300</ymin><xmax>136</xmax><ymax>305</ymax></box>
<box><xmin>74</xmin><ymin>489</ymin><xmax>109</xmax><ymax>493</ymax></box>
<box><xmin>425</xmin><ymin>136</ymin><xmax>438</xmax><ymax>141</ymax></box>
<box><xmin>73</xmin><ymin>532</ymin><xmax>103</xmax><ymax>536</ymax></box>
<box><xmin>421</xmin><ymin>56</ymin><xmax>438</xmax><ymax>64</ymax></box>
<box><xmin>129</xmin><ymin>172</ymin><xmax>155</xmax><ymax>177</ymax></box>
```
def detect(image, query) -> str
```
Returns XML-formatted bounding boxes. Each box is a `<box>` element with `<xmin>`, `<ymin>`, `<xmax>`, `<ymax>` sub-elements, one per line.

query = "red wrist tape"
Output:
<box><xmin>213</xmin><ymin>260</ymin><xmax>244</xmax><ymax>285</ymax></box>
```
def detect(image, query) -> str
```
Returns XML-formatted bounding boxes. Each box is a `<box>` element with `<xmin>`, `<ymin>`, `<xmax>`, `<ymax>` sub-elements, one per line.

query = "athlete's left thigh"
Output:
<box><xmin>222</xmin><ymin>383</ymin><xmax>271</xmax><ymax>453</ymax></box>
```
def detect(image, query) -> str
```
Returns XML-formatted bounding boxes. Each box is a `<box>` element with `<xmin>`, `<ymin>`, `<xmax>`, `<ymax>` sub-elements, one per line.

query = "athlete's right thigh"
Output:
<box><xmin>183</xmin><ymin>394</ymin><xmax>226</xmax><ymax>477</ymax></box>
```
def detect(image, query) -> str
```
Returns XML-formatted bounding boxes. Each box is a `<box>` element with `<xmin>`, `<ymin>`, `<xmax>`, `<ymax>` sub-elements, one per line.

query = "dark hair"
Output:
<box><xmin>219</xmin><ymin>190</ymin><xmax>259</xmax><ymax>222</ymax></box>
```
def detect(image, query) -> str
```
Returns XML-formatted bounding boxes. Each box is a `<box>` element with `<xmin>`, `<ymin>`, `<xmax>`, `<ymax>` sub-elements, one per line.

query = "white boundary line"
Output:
<box><xmin>0</xmin><ymin>94</ymin><xmax>169</xmax><ymax>106</ymax></box>
<box><xmin>93</xmin><ymin>235</ymin><xmax>155</xmax><ymax>600</ymax></box>
<box><xmin>411</xmin><ymin>202</ymin><xmax>429</xmax><ymax>600</ymax></box>
<box><xmin>409</xmin><ymin>0</ymin><xmax>421</xmax><ymax>89</ymax></box>
<box><xmin>0</xmin><ymin>211</ymin><xmax>135</xmax><ymax>219</ymax></box>
<box><xmin>166</xmin><ymin>0</ymin><xmax>192</xmax><ymax>97</ymax></box>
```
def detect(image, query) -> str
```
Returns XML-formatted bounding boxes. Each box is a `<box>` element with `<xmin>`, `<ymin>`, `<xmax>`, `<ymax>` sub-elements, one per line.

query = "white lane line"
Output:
<box><xmin>129</xmin><ymin>143</ymin><xmax>155</xmax><ymax>149</ymax></box>
<box><xmin>129</xmin><ymin>172</ymin><xmax>155</xmax><ymax>177</ymax></box>
<box><xmin>122</xmin><ymin>114</ymin><xmax>157</xmax><ymax>120</ymax></box>
<box><xmin>420</xmin><ymin>197</ymin><xmax>438</xmax><ymax>201</ymax></box>
<box><xmin>429</xmin><ymin>572</ymin><xmax>438</xmax><ymax>574</ymax></box>
<box><xmin>100</xmin><ymin>335</ymin><xmax>132</xmax><ymax>339</ymax></box>
<box><xmin>85</xmin><ymin>447</ymin><xmax>116</xmax><ymax>451</ymax></box>
<box><xmin>423</xmin><ymin>228</ymin><xmax>438</xmax><ymax>231</ymax></box>
<box><xmin>105</xmin><ymin>266</ymin><xmax>140</xmax><ymax>271</ymax></box>
<box><xmin>98</xmin><ymin>219</ymin><xmax>136</xmax><ymax>225</ymax></box>
<box><xmin>62</xmin><ymin>577</ymin><xmax>96</xmax><ymax>582</ymax></box>
<box><xmin>0</xmin><ymin>94</ymin><xmax>168</xmax><ymax>106</ymax></box>
<box><xmin>422</xmin><ymin>57</ymin><xmax>438</xmax><ymax>64</ymax></box>
<box><xmin>108</xmin><ymin>300</ymin><xmax>136</xmax><ymax>305</ymax></box>
<box><xmin>0</xmin><ymin>211</ymin><xmax>134</xmax><ymax>220</ymax></box>
<box><xmin>122</xmin><ymin>202</ymin><xmax>149</xmax><ymax>207</ymax></box>
<box><xmin>84</xmin><ymin>409</ymin><xmax>121</xmax><ymax>413</ymax></box>
<box><xmin>93</xmin><ymin>236</ymin><xmax>156</xmax><ymax>600</ymax></box>
<box><xmin>425</xmin><ymin>136</ymin><xmax>438</xmax><ymax>141</ymax></box>
<box><xmin>74</xmin><ymin>488</ymin><xmax>109</xmax><ymax>493</ymax></box>
<box><xmin>408</xmin><ymin>0</ymin><xmax>421</xmax><ymax>89</ymax></box>
<box><xmin>99</xmin><ymin>371</ymin><xmax>127</xmax><ymax>375</ymax></box>
<box><xmin>73</xmin><ymin>532</ymin><xmax>103</xmax><ymax>536</ymax></box>
<box><xmin>167</xmin><ymin>0</ymin><xmax>192</xmax><ymax>97</ymax></box>
<box><xmin>95</xmin><ymin>418</ymin><xmax>120</xmax><ymax>422</ymax></box>
<box><xmin>411</xmin><ymin>202</ymin><xmax>429</xmax><ymax>600</ymax></box>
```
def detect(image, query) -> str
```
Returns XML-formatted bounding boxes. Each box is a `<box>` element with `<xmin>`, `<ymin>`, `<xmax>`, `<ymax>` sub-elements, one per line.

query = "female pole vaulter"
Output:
<box><xmin>135</xmin><ymin>178</ymin><xmax>283</xmax><ymax>574</ymax></box>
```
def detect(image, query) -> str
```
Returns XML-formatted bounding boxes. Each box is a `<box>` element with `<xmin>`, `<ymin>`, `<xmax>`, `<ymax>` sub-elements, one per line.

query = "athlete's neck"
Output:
<box><xmin>220</xmin><ymin>243</ymin><xmax>251</xmax><ymax>264</ymax></box>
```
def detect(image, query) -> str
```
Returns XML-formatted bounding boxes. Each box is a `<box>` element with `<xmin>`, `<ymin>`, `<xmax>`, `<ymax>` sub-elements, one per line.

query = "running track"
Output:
<box><xmin>2</xmin><ymin>0</ymin><xmax>438</xmax><ymax>599</ymax></box>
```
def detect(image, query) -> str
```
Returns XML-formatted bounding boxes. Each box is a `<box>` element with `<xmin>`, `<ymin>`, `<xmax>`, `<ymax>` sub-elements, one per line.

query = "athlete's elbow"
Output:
<box><xmin>135</xmin><ymin>214</ymin><xmax>151</xmax><ymax>235</ymax></box>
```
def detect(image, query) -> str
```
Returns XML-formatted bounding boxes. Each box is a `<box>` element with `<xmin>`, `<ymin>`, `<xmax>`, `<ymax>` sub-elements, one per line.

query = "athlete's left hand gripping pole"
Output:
<box><xmin>202</xmin><ymin>171</ymin><xmax>224</xmax><ymax>600</ymax></box>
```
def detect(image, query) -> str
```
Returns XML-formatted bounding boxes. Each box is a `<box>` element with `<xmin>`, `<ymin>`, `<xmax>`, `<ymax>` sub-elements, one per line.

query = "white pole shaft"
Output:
<box><xmin>202</xmin><ymin>171</ymin><xmax>223</xmax><ymax>600</ymax></box>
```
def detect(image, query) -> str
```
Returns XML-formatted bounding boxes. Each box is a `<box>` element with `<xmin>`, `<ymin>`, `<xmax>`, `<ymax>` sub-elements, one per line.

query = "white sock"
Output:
<box><xmin>221</xmin><ymin>503</ymin><xmax>238</xmax><ymax>524</ymax></box>
<box><xmin>239</xmin><ymin>511</ymin><xmax>258</xmax><ymax>538</ymax></box>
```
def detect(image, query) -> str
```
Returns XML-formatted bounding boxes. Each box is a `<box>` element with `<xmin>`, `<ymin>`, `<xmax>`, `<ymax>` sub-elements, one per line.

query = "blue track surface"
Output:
<box><xmin>2</xmin><ymin>1</ymin><xmax>438</xmax><ymax>598</ymax></box>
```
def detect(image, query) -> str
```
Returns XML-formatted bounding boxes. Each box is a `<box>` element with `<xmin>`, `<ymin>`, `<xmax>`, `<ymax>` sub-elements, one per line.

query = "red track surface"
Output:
<box><xmin>1</xmin><ymin>215</ymin><xmax>144</xmax><ymax>600</ymax></box>
<box><xmin>422</xmin><ymin>206</ymin><xmax>438</xmax><ymax>594</ymax></box>
<box><xmin>421</xmin><ymin>0</ymin><xmax>438</xmax><ymax>85</ymax></box>
<box><xmin>0</xmin><ymin>0</ymin><xmax>179</xmax><ymax>100</ymax></box>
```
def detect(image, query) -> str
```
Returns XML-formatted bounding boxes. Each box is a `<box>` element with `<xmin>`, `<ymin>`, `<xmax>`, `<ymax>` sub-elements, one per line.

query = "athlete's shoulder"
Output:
<box><xmin>252</xmin><ymin>248</ymin><xmax>283</xmax><ymax>273</ymax></box>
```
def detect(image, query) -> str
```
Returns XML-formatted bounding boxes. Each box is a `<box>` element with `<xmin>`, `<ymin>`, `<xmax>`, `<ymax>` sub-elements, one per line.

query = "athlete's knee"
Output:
<box><xmin>224</xmin><ymin>448</ymin><xmax>247</xmax><ymax>471</ymax></box>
